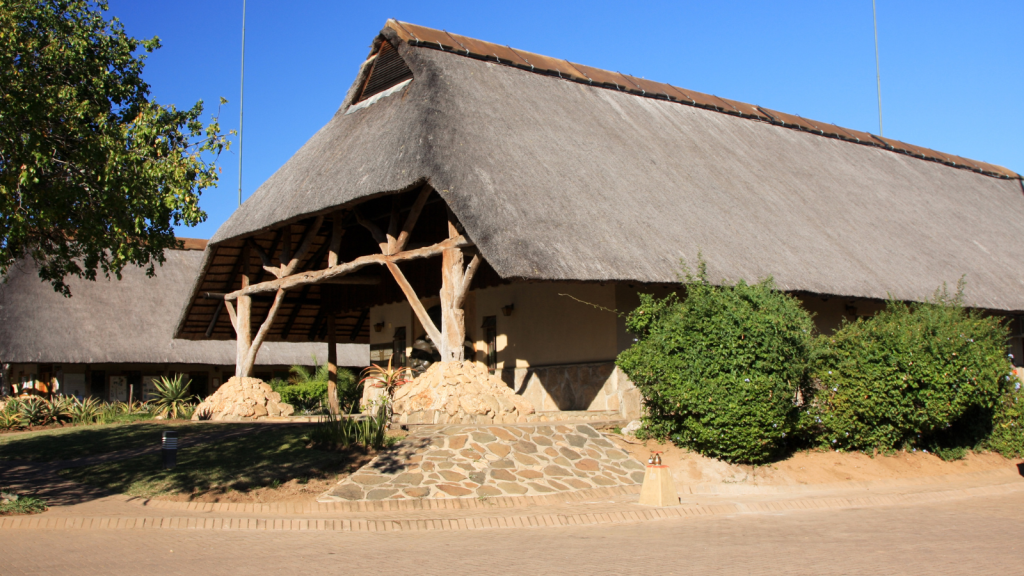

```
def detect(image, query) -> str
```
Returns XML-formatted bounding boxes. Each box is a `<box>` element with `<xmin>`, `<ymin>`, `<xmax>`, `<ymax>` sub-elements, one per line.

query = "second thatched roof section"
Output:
<box><xmin>189</xmin><ymin>20</ymin><xmax>1024</xmax><ymax>317</ymax></box>
<box><xmin>0</xmin><ymin>244</ymin><xmax>368</xmax><ymax>366</ymax></box>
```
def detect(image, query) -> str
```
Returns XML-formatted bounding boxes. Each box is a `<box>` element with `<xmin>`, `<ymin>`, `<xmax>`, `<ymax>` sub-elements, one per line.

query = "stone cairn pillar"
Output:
<box><xmin>390</xmin><ymin>361</ymin><xmax>535</xmax><ymax>425</ymax></box>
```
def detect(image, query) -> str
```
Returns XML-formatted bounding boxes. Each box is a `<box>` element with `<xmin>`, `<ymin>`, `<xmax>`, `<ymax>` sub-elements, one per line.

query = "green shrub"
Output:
<box><xmin>271</xmin><ymin>362</ymin><xmax>359</xmax><ymax>414</ymax></box>
<box><xmin>0</xmin><ymin>490</ymin><xmax>48</xmax><ymax>516</ymax></box>
<box><xmin>616</xmin><ymin>262</ymin><xmax>814</xmax><ymax>464</ymax></box>
<box><xmin>986</xmin><ymin>379</ymin><xmax>1024</xmax><ymax>457</ymax></box>
<box><xmin>806</xmin><ymin>282</ymin><xmax>1013</xmax><ymax>453</ymax></box>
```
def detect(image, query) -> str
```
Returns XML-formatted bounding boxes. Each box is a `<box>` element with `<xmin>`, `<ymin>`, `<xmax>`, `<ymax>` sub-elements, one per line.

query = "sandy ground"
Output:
<box><xmin>606</xmin><ymin>433</ymin><xmax>1022</xmax><ymax>487</ymax></box>
<box><xmin>153</xmin><ymin>475</ymin><xmax>347</xmax><ymax>505</ymax></box>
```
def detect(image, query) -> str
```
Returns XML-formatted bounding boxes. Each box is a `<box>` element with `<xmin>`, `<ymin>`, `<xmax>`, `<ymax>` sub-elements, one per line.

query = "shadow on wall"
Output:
<box><xmin>498</xmin><ymin>362</ymin><xmax>621</xmax><ymax>412</ymax></box>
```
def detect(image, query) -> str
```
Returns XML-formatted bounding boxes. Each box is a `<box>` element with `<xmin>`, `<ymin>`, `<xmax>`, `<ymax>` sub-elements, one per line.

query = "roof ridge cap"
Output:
<box><xmin>384</xmin><ymin>20</ymin><xmax>1019</xmax><ymax>181</ymax></box>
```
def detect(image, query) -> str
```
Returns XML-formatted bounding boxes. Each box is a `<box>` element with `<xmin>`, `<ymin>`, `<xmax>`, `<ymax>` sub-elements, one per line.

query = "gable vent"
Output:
<box><xmin>356</xmin><ymin>41</ymin><xmax>413</xmax><ymax>102</ymax></box>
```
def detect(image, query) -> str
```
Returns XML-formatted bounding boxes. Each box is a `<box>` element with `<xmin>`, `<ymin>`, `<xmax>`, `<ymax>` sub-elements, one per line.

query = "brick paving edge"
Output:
<box><xmin>4</xmin><ymin>480</ymin><xmax>1021</xmax><ymax>532</ymax></box>
<box><xmin>125</xmin><ymin>484</ymin><xmax>643</xmax><ymax>514</ymax></box>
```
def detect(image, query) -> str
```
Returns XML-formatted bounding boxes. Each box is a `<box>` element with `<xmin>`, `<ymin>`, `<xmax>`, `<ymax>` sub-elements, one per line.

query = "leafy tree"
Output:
<box><xmin>0</xmin><ymin>0</ymin><xmax>229</xmax><ymax>294</ymax></box>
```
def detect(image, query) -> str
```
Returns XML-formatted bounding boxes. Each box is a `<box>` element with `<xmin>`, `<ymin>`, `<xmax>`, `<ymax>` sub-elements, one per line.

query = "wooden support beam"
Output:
<box><xmin>386</xmin><ymin>261</ymin><xmax>442</xmax><ymax>348</ymax></box>
<box><xmin>205</xmin><ymin>301</ymin><xmax>224</xmax><ymax>338</ymax></box>
<box><xmin>438</xmin><ymin>209</ymin><xmax>480</xmax><ymax>361</ymax></box>
<box><xmin>240</xmin><ymin>288</ymin><xmax>286</xmax><ymax>376</ymax></box>
<box><xmin>386</xmin><ymin>198</ymin><xmax>400</xmax><ymax>255</ymax></box>
<box><xmin>249</xmin><ymin>239</ymin><xmax>279</xmax><ymax>278</ymax></box>
<box><xmin>224</xmin><ymin>300</ymin><xmax>238</xmax><ymax>332</ymax></box>
<box><xmin>235</xmin><ymin>243</ymin><xmax>253</xmax><ymax>378</ymax></box>
<box><xmin>455</xmin><ymin>254</ymin><xmax>482</xmax><ymax>310</ymax></box>
<box><xmin>224</xmin><ymin>235</ymin><xmax>472</xmax><ymax>300</ymax></box>
<box><xmin>283</xmin><ymin>215</ymin><xmax>325</xmax><ymax>276</ymax></box>
<box><xmin>350</xmin><ymin>308</ymin><xmax>370</xmax><ymax>341</ymax></box>
<box><xmin>328</xmin><ymin>211</ymin><xmax>344</xmax><ymax>268</ymax></box>
<box><xmin>326</xmin><ymin>288</ymin><xmax>340</xmax><ymax>415</ymax></box>
<box><xmin>251</xmin><ymin>229</ymin><xmax>285</xmax><ymax>280</ymax></box>
<box><xmin>393</xmin><ymin>187</ymin><xmax>431</xmax><ymax>254</ymax></box>
<box><xmin>355</xmin><ymin>208</ymin><xmax>388</xmax><ymax>254</ymax></box>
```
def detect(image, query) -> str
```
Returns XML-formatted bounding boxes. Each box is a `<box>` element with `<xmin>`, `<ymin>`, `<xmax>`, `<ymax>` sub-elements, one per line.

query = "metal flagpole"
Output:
<box><xmin>237</xmin><ymin>0</ymin><xmax>245</xmax><ymax>204</ymax></box>
<box><xmin>872</xmin><ymin>0</ymin><xmax>883</xmax><ymax>136</ymax></box>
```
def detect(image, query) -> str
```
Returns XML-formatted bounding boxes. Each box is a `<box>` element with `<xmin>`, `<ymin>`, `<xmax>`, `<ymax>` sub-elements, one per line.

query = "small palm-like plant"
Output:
<box><xmin>151</xmin><ymin>375</ymin><xmax>195</xmax><ymax>419</ymax></box>
<box><xmin>358</xmin><ymin>356</ymin><xmax>415</xmax><ymax>400</ymax></box>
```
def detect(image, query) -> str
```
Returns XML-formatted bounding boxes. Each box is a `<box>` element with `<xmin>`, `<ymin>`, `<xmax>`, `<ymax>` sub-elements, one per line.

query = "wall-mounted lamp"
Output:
<box><xmin>373</xmin><ymin>322</ymin><xmax>385</xmax><ymax>333</ymax></box>
<box><xmin>501</xmin><ymin>304</ymin><xmax>515</xmax><ymax>317</ymax></box>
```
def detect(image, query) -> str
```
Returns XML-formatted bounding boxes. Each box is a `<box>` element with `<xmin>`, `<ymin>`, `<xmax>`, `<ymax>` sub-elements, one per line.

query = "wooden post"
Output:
<box><xmin>325</xmin><ymin>286</ymin><xmax>341</xmax><ymax>415</ymax></box>
<box><xmin>438</xmin><ymin>210</ymin><xmax>482</xmax><ymax>362</ymax></box>
<box><xmin>235</xmin><ymin>243</ymin><xmax>253</xmax><ymax>379</ymax></box>
<box><xmin>327</xmin><ymin>315</ymin><xmax>339</xmax><ymax>415</ymax></box>
<box><xmin>326</xmin><ymin>214</ymin><xmax>342</xmax><ymax>415</ymax></box>
<box><xmin>439</xmin><ymin>233</ymin><xmax>466</xmax><ymax>361</ymax></box>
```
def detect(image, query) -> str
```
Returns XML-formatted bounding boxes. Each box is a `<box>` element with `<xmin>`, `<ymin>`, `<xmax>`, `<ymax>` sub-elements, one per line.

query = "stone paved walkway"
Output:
<box><xmin>2</xmin><ymin>488</ymin><xmax>1022</xmax><ymax>575</ymax></box>
<box><xmin>322</xmin><ymin>423</ymin><xmax>645</xmax><ymax>502</ymax></box>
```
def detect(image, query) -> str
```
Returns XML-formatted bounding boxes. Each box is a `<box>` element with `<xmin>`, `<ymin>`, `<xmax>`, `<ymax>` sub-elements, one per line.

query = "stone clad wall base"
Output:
<box><xmin>320</xmin><ymin>423</ymin><xmax>646</xmax><ymax>502</ymax></box>
<box><xmin>500</xmin><ymin>362</ymin><xmax>641</xmax><ymax>420</ymax></box>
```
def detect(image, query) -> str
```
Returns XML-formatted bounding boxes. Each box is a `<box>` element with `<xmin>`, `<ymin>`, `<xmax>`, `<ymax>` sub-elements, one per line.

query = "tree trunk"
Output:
<box><xmin>235</xmin><ymin>244</ymin><xmax>253</xmax><ymax>378</ymax></box>
<box><xmin>439</xmin><ymin>245</ymin><xmax>466</xmax><ymax>361</ymax></box>
<box><xmin>327</xmin><ymin>310</ymin><xmax>340</xmax><ymax>415</ymax></box>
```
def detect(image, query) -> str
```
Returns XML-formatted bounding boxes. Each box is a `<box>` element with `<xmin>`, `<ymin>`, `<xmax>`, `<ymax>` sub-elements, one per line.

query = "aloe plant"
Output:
<box><xmin>16</xmin><ymin>397</ymin><xmax>46</xmax><ymax>427</ymax></box>
<box><xmin>358</xmin><ymin>356</ymin><xmax>415</xmax><ymax>400</ymax></box>
<box><xmin>41</xmin><ymin>396</ymin><xmax>73</xmax><ymax>425</ymax></box>
<box><xmin>151</xmin><ymin>374</ymin><xmax>195</xmax><ymax>419</ymax></box>
<box><xmin>69</xmin><ymin>397</ymin><xmax>102</xmax><ymax>424</ymax></box>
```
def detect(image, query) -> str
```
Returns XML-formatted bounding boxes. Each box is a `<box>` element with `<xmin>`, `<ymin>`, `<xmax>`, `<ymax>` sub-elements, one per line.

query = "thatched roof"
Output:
<box><xmin>181</xmin><ymin>20</ymin><xmax>1024</xmax><ymax>328</ymax></box>
<box><xmin>0</xmin><ymin>242</ymin><xmax>368</xmax><ymax>366</ymax></box>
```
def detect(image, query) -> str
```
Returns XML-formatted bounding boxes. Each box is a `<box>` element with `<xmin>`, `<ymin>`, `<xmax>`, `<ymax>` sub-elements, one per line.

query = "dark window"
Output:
<box><xmin>189</xmin><ymin>373</ymin><xmax>209</xmax><ymax>397</ymax></box>
<box><xmin>482</xmin><ymin>316</ymin><xmax>498</xmax><ymax>371</ymax></box>
<box><xmin>126</xmin><ymin>371</ymin><xmax>142</xmax><ymax>402</ymax></box>
<box><xmin>90</xmin><ymin>371</ymin><xmax>106</xmax><ymax>398</ymax></box>
<box><xmin>393</xmin><ymin>326</ymin><xmax>407</xmax><ymax>367</ymax></box>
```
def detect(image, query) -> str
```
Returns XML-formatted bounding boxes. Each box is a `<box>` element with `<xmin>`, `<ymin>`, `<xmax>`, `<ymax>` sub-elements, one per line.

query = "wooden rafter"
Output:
<box><xmin>223</xmin><ymin>235</ymin><xmax>471</xmax><ymax>300</ymax></box>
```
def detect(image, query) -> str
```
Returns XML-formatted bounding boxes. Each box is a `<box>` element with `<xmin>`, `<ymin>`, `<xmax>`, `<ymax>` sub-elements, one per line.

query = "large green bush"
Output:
<box><xmin>806</xmin><ymin>284</ymin><xmax>1013</xmax><ymax>453</ymax></box>
<box><xmin>616</xmin><ymin>265</ymin><xmax>814</xmax><ymax>464</ymax></box>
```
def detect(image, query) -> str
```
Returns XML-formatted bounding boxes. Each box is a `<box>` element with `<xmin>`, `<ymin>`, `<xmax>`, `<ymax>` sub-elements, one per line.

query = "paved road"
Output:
<box><xmin>2</xmin><ymin>490</ymin><xmax>1021</xmax><ymax>575</ymax></box>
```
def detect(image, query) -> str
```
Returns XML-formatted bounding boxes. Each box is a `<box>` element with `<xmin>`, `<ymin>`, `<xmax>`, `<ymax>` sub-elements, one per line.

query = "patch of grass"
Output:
<box><xmin>0</xmin><ymin>421</ymin><xmax>245</xmax><ymax>462</ymax></box>
<box><xmin>933</xmin><ymin>446</ymin><xmax>969</xmax><ymax>461</ymax></box>
<box><xmin>60</xmin><ymin>426</ymin><xmax>367</xmax><ymax>499</ymax></box>
<box><xmin>0</xmin><ymin>491</ymin><xmax>48</xmax><ymax>516</ymax></box>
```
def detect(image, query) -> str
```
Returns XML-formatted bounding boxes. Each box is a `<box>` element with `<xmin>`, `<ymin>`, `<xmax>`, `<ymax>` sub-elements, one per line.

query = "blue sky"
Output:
<box><xmin>106</xmin><ymin>1</ymin><xmax>1023</xmax><ymax>240</ymax></box>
